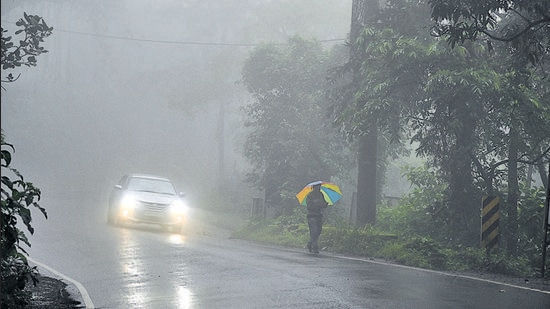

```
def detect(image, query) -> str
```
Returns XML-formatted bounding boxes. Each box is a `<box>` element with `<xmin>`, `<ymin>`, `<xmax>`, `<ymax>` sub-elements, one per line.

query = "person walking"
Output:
<box><xmin>306</xmin><ymin>184</ymin><xmax>328</xmax><ymax>254</ymax></box>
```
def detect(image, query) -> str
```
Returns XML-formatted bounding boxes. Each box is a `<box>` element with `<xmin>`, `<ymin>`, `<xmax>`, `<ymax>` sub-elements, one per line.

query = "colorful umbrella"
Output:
<box><xmin>296</xmin><ymin>181</ymin><xmax>342</xmax><ymax>206</ymax></box>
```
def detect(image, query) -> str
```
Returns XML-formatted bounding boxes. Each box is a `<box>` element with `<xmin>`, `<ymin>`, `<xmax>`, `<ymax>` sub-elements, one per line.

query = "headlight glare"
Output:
<box><xmin>170</xmin><ymin>200</ymin><xmax>187</xmax><ymax>214</ymax></box>
<box><xmin>121</xmin><ymin>194</ymin><xmax>138</xmax><ymax>209</ymax></box>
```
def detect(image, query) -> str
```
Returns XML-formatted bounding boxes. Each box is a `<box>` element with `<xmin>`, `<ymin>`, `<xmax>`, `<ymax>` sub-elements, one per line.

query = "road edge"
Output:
<box><xmin>28</xmin><ymin>256</ymin><xmax>95</xmax><ymax>308</ymax></box>
<box><xmin>334</xmin><ymin>253</ymin><xmax>550</xmax><ymax>295</ymax></box>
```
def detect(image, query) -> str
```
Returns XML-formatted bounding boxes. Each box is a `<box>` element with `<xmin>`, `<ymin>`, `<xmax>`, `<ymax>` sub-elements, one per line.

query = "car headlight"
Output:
<box><xmin>170</xmin><ymin>199</ymin><xmax>188</xmax><ymax>214</ymax></box>
<box><xmin>121</xmin><ymin>194</ymin><xmax>138</xmax><ymax>209</ymax></box>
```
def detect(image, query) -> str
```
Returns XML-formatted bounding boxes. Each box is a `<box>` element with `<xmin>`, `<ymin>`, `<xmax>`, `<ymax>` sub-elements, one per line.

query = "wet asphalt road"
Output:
<box><xmin>27</xmin><ymin>197</ymin><xmax>550</xmax><ymax>308</ymax></box>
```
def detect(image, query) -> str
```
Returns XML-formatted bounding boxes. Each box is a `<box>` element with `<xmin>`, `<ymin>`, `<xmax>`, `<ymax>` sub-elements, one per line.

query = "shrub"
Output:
<box><xmin>1</xmin><ymin>134</ymin><xmax>46</xmax><ymax>307</ymax></box>
<box><xmin>321</xmin><ymin>225</ymin><xmax>392</xmax><ymax>256</ymax></box>
<box><xmin>481</xmin><ymin>252</ymin><xmax>534</xmax><ymax>277</ymax></box>
<box><xmin>235</xmin><ymin>199</ymin><xmax>546</xmax><ymax>278</ymax></box>
<box><xmin>445</xmin><ymin>246</ymin><xmax>485</xmax><ymax>271</ymax></box>
<box><xmin>378</xmin><ymin>236</ymin><xmax>448</xmax><ymax>269</ymax></box>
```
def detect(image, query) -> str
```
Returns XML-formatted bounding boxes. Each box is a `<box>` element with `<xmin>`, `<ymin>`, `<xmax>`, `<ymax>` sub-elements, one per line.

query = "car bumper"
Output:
<box><xmin>117</xmin><ymin>207</ymin><xmax>186</xmax><ymax>226</ymax></box>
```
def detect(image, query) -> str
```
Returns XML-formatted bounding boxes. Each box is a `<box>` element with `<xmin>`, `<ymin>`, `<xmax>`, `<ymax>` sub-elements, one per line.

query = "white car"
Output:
<box><xmin>108</xmin><ymin>174</ymin><xmax>188</xmax><ymax>232</ymax></box>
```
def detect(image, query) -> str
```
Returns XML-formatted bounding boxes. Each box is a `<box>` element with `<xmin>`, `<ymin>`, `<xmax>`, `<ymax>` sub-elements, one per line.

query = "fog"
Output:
<box><xmin>1</xmin><ymin>1</ymin><xmax>352</xmax><ymax>214</ymax></box>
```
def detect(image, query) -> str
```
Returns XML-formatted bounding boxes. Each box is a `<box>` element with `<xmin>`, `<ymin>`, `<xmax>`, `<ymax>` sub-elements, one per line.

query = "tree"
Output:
<box><xmin>241</xmin><ymin>37</ymin><xmax>351</xmax><ymax>212</ymax></box>
<box><xmin>336</xmin><ymin>0</ymin><xmax>430</xmax><ymax>226</ymax></box>
<box><xmin>415</xmin><ymin>44</ymin><xmax>498</xmax><ymax>244</ymax></box>
<box><xmin>1</xmin><ymin>12</ymin><xmax>52</xmax><ymax>88</ymax></box>
<box><xmin>348</xmin><ymin>0</ymin><xmax>380</xmax><ymax>226</ymax></box>
<box><xmin>1</xmin><ymin>13</ymin><xmax>51</xmax><ymax>307</ymax></box>
<box><xmin>413</xmin><ymin>35</ymin><xmax>550</xmax><ymax>248</ymax></box>
<box><xmin>429</xmin><ymin>0</ymin><xmax>550</xmax><ymax>66</ymax></box>
<box><xmin>485</xmin><ymin>58</ymin><xmax>550</xmax><ymax>253</ymax></box>
<box><xmin>335</xmin><ymin>0</ymin><xmax>550</xmax><ymax>247</ymax></box>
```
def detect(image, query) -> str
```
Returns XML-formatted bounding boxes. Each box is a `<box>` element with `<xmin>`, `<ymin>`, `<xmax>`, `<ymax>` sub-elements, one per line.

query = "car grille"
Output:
<box><xmin>141</xmin><ymin>201</ymin><xmax>169</xmax><ymax>216</ymax></box>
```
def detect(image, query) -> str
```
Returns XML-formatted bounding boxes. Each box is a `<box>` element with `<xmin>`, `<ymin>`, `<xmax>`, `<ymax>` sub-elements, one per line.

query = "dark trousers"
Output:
<box><xmin>307</xmin><ymin>215</ymin><xmax>323</xmax><ymax>251</ymax></box>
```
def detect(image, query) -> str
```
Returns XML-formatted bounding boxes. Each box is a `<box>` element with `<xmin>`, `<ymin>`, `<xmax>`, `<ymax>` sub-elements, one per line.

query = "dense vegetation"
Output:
<box><xmin>1</xmin><ymin>13</ymin><xmax>52</xmax><ymax>307</ymax></box>
<box><xmin>239</xmin><ymin>0</ymin><xmax>550</xmax><ymax>277</ymax></box>
<box><xmin>235</xmin><ymin>163</ymin><xmax>548</xmax><ymax>276</ymax></box>
<box><xmin>241</xmin><ymin>37</ymin><xmax>355</xmax><ymax>214</ymax></box>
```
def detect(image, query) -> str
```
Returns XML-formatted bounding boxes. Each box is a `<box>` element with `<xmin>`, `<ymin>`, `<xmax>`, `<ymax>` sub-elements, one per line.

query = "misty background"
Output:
<box><xmin>1</xmin><ymin>1</ymin><xmax>358</xmax><ymax>218</ymax></box>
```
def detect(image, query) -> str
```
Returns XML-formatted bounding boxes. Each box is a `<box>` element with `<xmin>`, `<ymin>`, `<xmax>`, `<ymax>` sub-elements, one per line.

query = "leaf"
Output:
<box><xmin>1</xmin><ymin>149</ymin><xmax>12</xmax><ymax>166</ymax></box>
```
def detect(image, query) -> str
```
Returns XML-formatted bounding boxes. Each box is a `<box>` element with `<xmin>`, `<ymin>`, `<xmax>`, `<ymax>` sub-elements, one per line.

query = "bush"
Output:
<box><xmin>322</xmin><ymin>225</ymin><xmax>392</xmax><ymax>256</ymax></box>
<box><xmin>445</xmin><ymin>246</ymin><xmax>485</xmax><ymax>271</ymax></box>
<box><xmin>481</xmin><ymin>252</ymin><xmax>534</xmax><ymax>277</ymax></box>
<box><xmin>377</xmin><ymin>236</ymin><xmax>448</xmax><ymax>269</ymax></box>
<box><xmin>1</xmin><ymin>134</ymin><xmax>46</xmax><ymax>307</ymax></box>
<box><xmin>233</xmin><ymin>203</ymin><xmax>541</xmax><ymax>277</ymax></box>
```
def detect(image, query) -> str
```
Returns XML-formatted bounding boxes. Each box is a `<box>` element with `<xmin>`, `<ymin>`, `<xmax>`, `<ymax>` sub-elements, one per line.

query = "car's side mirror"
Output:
<box><xmin>114</xmin><ymin>185</ymin><xmax>122</xmax><ymax>190</ymax></box>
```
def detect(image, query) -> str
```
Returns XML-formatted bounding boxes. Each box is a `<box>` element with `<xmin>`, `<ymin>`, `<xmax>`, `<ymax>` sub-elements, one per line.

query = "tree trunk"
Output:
<box><xmin>356</xmin><ymin>128</ymin><xmax>378</xmax><ymax>225</ymax></box>
<box><xmin>447</xmin><ymin>98</ymin><xmax>478</xmax><ymax>245</ymax></box>
<box><xmin>350</xmin><ymin>0</ymin><xmax>380</xmax><ymax>226</ymax></box>
<box><xmin>538</xmin><ymin>159</ymin><xmax>549</xmax><ymax>189</ymax></box>
<box><xmin>507</xmin><ymin>126</ymin><xmax>519</xmax><ymax>255</ymax></box>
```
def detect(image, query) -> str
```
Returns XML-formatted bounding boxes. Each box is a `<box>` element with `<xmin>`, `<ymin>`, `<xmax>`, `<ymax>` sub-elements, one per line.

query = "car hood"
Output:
<box><xmin>130</xmin><ymin>191</ymin><xmax>179</xmax><ymax>204</ymax></box>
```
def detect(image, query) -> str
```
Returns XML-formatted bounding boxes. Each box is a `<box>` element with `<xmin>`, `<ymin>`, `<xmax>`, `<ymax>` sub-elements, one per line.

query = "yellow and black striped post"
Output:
<box><xmin>481</xmin><ymin>196</ymin><xmax>500</xmax><ymax>250</ymax></box>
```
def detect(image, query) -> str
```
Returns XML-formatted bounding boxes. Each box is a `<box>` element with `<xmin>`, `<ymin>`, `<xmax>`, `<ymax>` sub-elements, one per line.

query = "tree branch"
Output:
<box><xmin>480</xmin><ymin>16</ymin><xmax>550</xmax><ymax>42</ymax></box>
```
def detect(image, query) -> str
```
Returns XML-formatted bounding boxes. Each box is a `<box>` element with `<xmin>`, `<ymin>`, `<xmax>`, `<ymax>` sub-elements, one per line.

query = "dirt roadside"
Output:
<box><xmin>26</xmin><ymin>273</ymin><xmax>83</xmax><ymax>309</ymax></box>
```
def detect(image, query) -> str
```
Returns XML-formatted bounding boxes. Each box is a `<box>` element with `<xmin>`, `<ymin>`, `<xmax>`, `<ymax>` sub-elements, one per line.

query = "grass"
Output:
<box><xmin>232</xmin><ymin>217</ymin><xmax>544</xmax><ymax>278</ymax></box>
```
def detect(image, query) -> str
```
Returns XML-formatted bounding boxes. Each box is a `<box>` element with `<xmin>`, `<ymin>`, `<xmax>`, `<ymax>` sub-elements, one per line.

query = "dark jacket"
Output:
<box><xmin>306</xmin><ymin>189</ymin><xmax>328</xmax><ymax>218</ymax></box>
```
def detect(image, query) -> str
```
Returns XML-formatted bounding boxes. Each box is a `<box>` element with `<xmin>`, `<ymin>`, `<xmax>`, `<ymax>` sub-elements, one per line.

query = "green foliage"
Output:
<box><xmin>1</xmin><ymin>13</ymin><xmax>52</xmax><ymax>86</ymax></box>
<box><xmin>340</xmin><ymin>0</ymin><xmax>550</xmax><ymax>246</ymax></box>
<box><xmin>321</xmin><ymin>225</ymin><xmax>393</xmax><ymax>256</ymax></box>
<box><xmin>511</xmin><ymin>184</ymin><xmax>548</xmax><ymax>259</ymax></box>
<box><xmin>445</xmin><ymin>246</ymin><xmax>486</xmax><ymax>271</ymax></box>
<box><xmin>331</xmin><ymin>1</ymin><xmax>434</xmax><ymax>142</ymax></box>
<box><xmin>1</xmin><ymin>255</ymin><xmax>39</xmax><ymax>307</ymax></box>
<box><xmin>1</xmin><ymin>13</ymin><xmax>51</xmax><ymax>307</ymax></box>
<box><xmin>334</xmin><ymin>25</ymin><xmax>433</xmax><ymax>141</ymax></box>
<box><xmin>376</xmin><ymin>163</ymin><xmax>548</xmax><ymax>276</ymax></box>
<box><xmin>377</xmin><ymin>164</ymin><xmax>454</xmax><ymax>242</ymax></box>
<box><xmin>377</xmin><ymin>236</ymin><xmax>448</xmax><ymax>269</ymax></box>
<box><xmin>237</xmin><ymin>0</ymin><xmax>549</xmax><ymax>279</ymax></box>
<box><xmin>1</xmin><ymin>134</ymin><xmax>46</xmax><ymax>307</ymax></box>
<box><xmin>240</xmin><ymin>37</ymin><xmax>352</xmax><ymax>208</ymax></box>
<box><xmin>247</xmin><ymin>164</ymin><xmax>543</xmax><ymax>275</ymax></box>
<box><xmin>234</xmin><ymin>206</ymin><xmax>541</xmax><ymax>277</ymax></box>
<box><xmin>429</xmin><ymin>0</ymin><xmax>549</xmax><ymax>66</ymax></box>
<box><xmin>481</xmin><ymin>253</ymin><xmax>534</xmax><ymax>277</ymax></box>
<box><xmin>235</xmin><ymin>207</ymin><xmax>309</xmax><ymax>242</ymax></box>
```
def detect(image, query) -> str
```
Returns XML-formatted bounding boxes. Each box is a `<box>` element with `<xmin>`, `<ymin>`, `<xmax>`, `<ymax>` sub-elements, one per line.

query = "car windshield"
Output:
<box><xmin>127</xmin><ymin>177</ymin><xmax>176</xmax><ymax>195</ymax></box>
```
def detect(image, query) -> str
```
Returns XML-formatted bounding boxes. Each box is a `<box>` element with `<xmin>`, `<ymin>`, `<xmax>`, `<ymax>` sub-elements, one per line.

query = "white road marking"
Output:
<box><xmin>28</xmin><ymin>256</ymin><xmax>95</xmax><ymax>308</ymax></box>
<box><xmin>334</xmin><ymin>254</ymin><xmax>550</xmax><ymax>295</ymax></box>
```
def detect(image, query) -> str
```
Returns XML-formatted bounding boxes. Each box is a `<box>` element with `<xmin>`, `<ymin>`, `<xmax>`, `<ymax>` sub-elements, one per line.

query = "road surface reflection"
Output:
<box><xmin>117</xmin><ymin>227</ymin><xmax>193</xmax><ymax>308</ymax></box>
<box><xmin>168</xmin><ymin>233</ymin><xmax>186</xmax><ymax>246</ymax></box>
<box><xmin>119</xmin><ymin>228</ymin><xmax>146</xmax><ymax>307</ymax></box>
<box><xmin>176</xmin><ymin>286</ymin><xmax>193</xmax><ymax>309</ymax></box>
